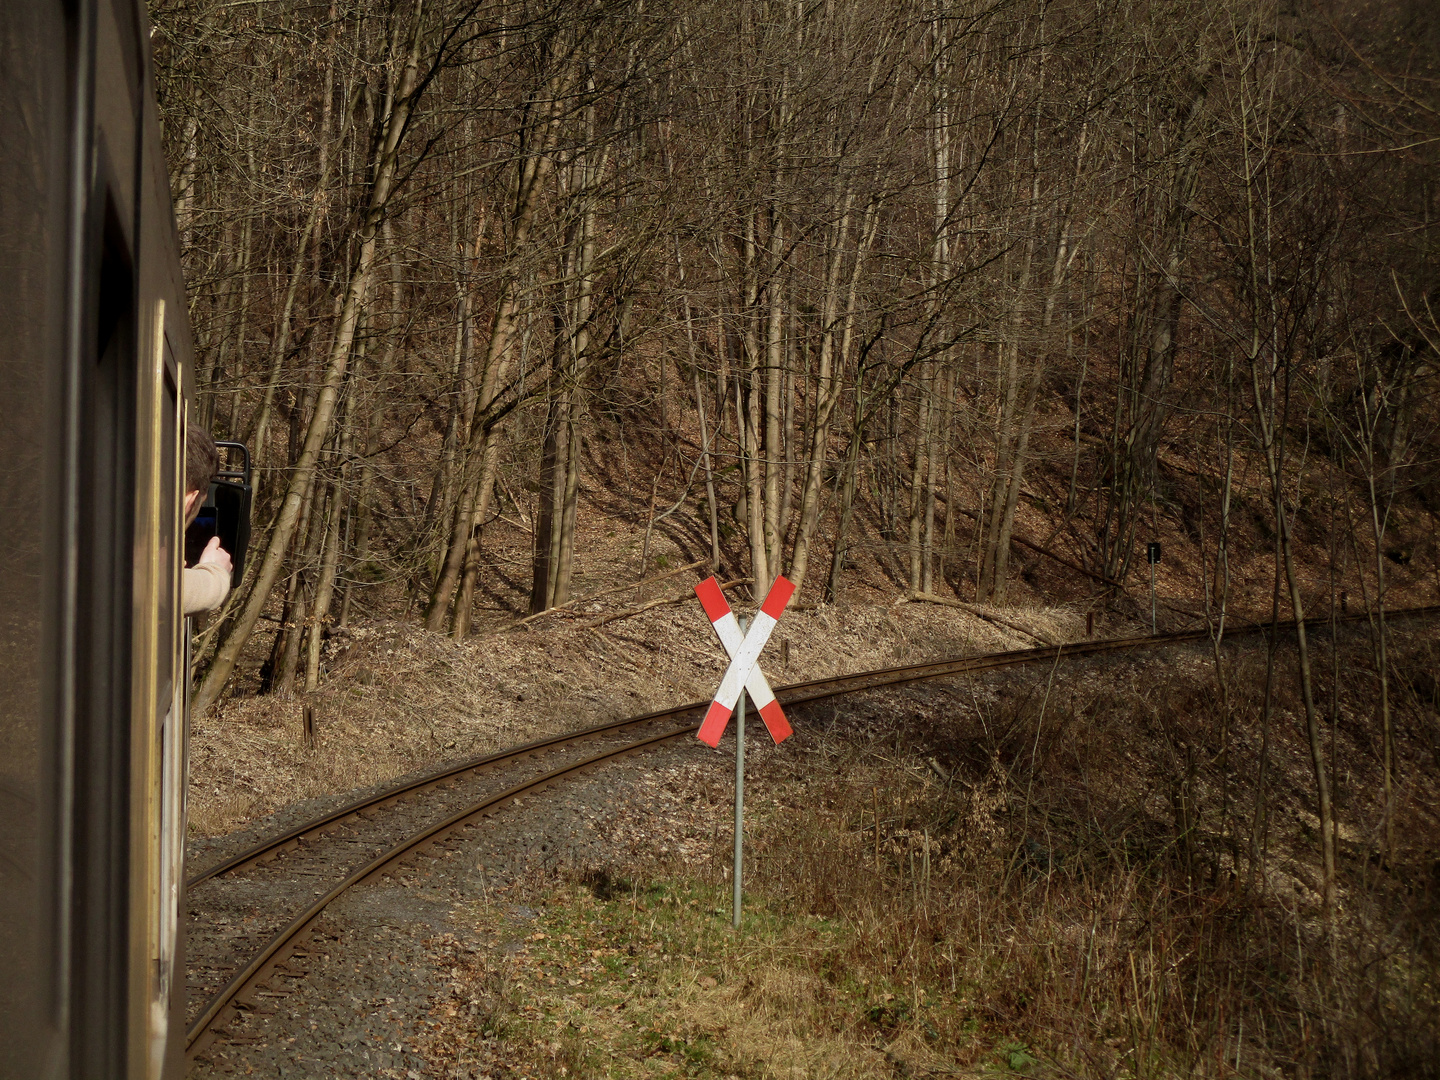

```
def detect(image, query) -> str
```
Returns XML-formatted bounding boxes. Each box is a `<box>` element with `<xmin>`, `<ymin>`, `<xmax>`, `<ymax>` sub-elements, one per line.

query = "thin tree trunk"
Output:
<box><xmin>789</xmin><ymin>192</ymin><xmax>879</xmax><ymax>592</ymax></box>
<box><xmin>680</xmin><ymin>268</ymin><xmax>722</xmax><ymax>569</ymax></box>
<box><xmin>763</xmin><ymin>219</ymin><xmax>785</xmax><ymax>581</ymax></box>
<box><xmin>198</xmin><ymin>6</ymin><xmax>427</xmax><ymax>713</ymax></box>
<box><xmin>934</xmin><ymin>365</ymin><xmax>955</xmax><ymax>590</ymax></box>
<box><xmin>908</xmin><ymin>366</ymin><xmax>932</xmax><ymax>592</ymax></box>
<box><xmin>243</xmin><ymin>81</ymin><xmax>361</xmax><ymax>484</ymax></box>
<box><xmin>1203</xmin><ymin>370</ymin><xmax>1237</xmax><ymax>859</ymax></box>
<box><xmin>451</xmin><ymin>435</ymin><xmax>505</xmax><ymax>638</ymax></box>
<box><xmin>1251</xmin><ymin>355</ymin><xmax>1336</xmax><ymax>919</ymax></box>
<box><xmin>742</xmin><ymin>343</ymin><xmax>768</xmax><ymax>592</ymax></box>
<box><xmin>1248</xmin><ymin>564</ymin><xmax>1282</xmax><ymax>888</ymax></box>
<box><xmin>988</xmin><ymin>371</ymin><xmax>1043</xmax><ymax>602</ymax></box>
<box><xmin>1360</xmin><ymin>442</ymin><xmax>1396</xmax><ymax>859</ymax></box>
<box><xmin>551</xmin><ymin>125</ymin><xmax>601</xmax><ymax>608</ymax></box>
<box><xmin>304</xmin><ymin>481</ymin><xmax>344</xmax><ymax>693</ymax></box>
<box><xmin>554</xmin><ymin>399</ymin><xmax>583</xmax><ymax>605</ymax></box>
<box><xmin>425</xmin><ymin>89</ymin><xmax>563</xmax><ymax>628</ymax></box>
<box><xmin>273</xmin><ymin>476</ymin><xmax>329</xmax><ymax>695</ymax></box>
<box><xmin>531</xmin><ymin>387</ymin><xmax>562</xmax><ymax>613</ymax></box>
<box><xmin>778</xmin><ymin>306</ymin><xmax>798</xmax><ymax>549</ymax></box>
<box><xmin>824</xmin><ymin>392</ymin><xmax>867</xmax><ymax>605</ymax></box>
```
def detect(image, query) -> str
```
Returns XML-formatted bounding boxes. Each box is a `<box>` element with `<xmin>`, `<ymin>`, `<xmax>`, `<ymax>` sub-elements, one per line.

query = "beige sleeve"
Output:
<box><xmin>182</xmin><ymin>563</ymin><xmax>231</xmax><ymax>615</ymax></box>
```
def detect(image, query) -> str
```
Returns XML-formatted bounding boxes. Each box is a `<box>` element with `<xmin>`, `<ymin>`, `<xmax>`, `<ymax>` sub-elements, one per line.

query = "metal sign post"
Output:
<box><xmin>733</xmin><ymin>615</ymin><xmax>747</xmax><ymax>929</ymax></box>
<box><xmin>1146</xmin><ymin>541</ymin><xmax>1162</xmax><ymax>635</ymax></box>
<box><xmin>692</xmin><ymin>575</ymin><xmax>796</xmax><ymax>931</ymax></box>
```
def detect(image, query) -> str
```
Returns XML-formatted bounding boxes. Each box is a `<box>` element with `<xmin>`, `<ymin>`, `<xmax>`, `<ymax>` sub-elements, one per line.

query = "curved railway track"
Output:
<box><xmin>185</xmin><ymin>603</ymin><xmax>1439</xmax><ymax>1058</ymax></box>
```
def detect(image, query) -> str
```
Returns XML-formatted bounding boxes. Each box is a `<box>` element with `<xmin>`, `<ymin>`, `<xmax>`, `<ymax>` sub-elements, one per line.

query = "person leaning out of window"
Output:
<box><xmin>182</xmin><ymin>426</ymin><xmax>233</xmax><ymax>615</ymax></box>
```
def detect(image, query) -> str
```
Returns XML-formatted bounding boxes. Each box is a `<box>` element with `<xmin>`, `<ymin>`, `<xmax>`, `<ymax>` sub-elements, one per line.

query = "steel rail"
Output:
<box><xmin>188</xmin><ymin>602</ymin><xmax>1440</xmax><ymax>888</ymax></box>
<box><xmin>187</xmin><ymin>711</ymin><xmax>697</xmax><ymax>887</ymax></box>
<box><xmin>185</xmin><ymin>725</ymin><xmax>698</xmax><ymax>1056</ymax></box>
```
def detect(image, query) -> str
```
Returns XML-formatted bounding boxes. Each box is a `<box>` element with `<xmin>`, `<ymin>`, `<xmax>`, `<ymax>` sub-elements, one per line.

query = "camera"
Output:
<box><xmin>184</xmin><ymin>440</ymin><xmax>253</xmax><ymax>590</ymax></box>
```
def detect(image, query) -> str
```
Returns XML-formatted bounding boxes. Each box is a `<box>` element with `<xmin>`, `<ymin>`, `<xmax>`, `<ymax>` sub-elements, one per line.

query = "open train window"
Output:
<box><xmin>157</xmin><ymin>353</ymin><xmax>178</xmax><ymax>702</ymax></box>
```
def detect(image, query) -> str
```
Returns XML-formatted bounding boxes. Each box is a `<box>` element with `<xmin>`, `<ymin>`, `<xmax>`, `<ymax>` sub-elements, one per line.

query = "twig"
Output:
<box><xmin>899</xmin><ymin>591</ymin><xmax>1058</xmax><ymax>646</ymax></box>
<box><xmin>1010</xmin><ymin>531</ymin><xmax>1122</xmax><ymax>588</ymax></box>
<box><xmin>503</xmin><ymin>559</ymin><xmax>707</xmax><ymax>630</ymax></box>
<box><xmin>942</xmin><ymin>500</ymin><xmax>1122</xmax><ymax>588</ymax></box>
<box><xmin>493</xmin><ymin>467</ymin><xmax>533</xmax><ymax>533</ymax></box>
<box><xmin>574</xmin><ymin>578</ymin><xmax>752</xmax><ymax>629</ymax></box>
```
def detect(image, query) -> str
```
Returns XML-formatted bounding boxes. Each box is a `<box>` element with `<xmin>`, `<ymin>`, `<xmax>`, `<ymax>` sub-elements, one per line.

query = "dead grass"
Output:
<box><xmin>724</xmin><ymin>625</ymin><xmax>1440</xmax><ymax>1078</ymax></box>
<box><xmin>414</xmin><ymin>625</ymin><xmax>1440</xmax><ymax>1079</ymax></box>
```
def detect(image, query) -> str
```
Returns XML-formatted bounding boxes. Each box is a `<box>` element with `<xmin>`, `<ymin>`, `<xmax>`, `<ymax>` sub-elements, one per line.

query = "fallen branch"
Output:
<box><xmin>941</xmin><ymin>499</ymin><xmax>1122</xmax><ymax>588</ymax></box>
<box><xmin>899</xmin><ymin>591</ymin><xmax>1058</xmax><ymax>647</ymax></box>
<box><xmin>1009</xmin><ymin>532</ymin><xmax>1123</xmax><ymax>589</ymax></box>
<box><xmin>577</xmin><ymin>577</ymin><xmax>752</xmax><ymax>630</ymax></box>
<box><xmin>503</xmin><ymin>559</ymin><xmax>708</xmax><ymax>631</ymax></box>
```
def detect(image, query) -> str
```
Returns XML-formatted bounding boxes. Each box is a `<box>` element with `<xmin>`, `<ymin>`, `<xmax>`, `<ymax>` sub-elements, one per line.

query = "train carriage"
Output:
<box><xmin>0</xmin><ymin>1</ymin><xmax>196</xmax><ymax>1077</ymax></box>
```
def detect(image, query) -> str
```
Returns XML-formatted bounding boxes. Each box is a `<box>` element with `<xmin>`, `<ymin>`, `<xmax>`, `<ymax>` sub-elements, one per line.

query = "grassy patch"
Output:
<box><xmin>422</xmin><ymin>876</ymin><xmax>985</xmax><ymax>1078</ymax></box>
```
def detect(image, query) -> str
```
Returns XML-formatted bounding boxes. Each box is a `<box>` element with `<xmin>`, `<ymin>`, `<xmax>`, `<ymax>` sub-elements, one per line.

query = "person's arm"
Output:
<box><xmin>182</xmin><ymin>536</ymin><xmax>233</xmax><ymax>614</ymax></box>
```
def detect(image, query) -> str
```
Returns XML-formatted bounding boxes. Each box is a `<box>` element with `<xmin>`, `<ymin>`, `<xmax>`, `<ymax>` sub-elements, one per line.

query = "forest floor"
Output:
<box><xmin>188</xmin><ymin>591</ymin><xmax>1087</xmax><ymax>839</ymax></box>
<box><xmin>188</xmin><ymin>624</ymin><xmax>1440</xmax><ymax>1078</ymax></box>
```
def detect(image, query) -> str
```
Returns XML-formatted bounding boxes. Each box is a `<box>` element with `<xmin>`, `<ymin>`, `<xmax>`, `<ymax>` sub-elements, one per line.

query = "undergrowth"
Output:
<box><xmin>731</xmin><ymin>628</ymin><xmax>1440</xmax><ymax>1077</ymax></box>
<box><xmin>421</xmin><ymin>627</ymin><xmax>1440</xmax><ymax>1078</ymax></box>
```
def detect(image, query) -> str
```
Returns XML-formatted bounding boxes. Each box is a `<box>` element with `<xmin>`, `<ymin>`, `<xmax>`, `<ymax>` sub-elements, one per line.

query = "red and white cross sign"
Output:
<box><xmin>694</xmin><ymin>575</ymin><xmax>795</xmax><ymax>747</ymax></box>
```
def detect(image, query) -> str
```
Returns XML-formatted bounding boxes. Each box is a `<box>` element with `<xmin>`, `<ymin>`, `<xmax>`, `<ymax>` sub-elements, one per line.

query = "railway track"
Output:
<box><xmin>185</xmin><ymin>603</ymin><xmax>1439</xmax><ymax>1059</ymax></box>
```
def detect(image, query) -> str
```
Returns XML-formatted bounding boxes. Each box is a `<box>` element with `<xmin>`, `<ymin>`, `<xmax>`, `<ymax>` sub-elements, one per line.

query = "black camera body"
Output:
<box><xmin>184</xmin><ymin>440</ymin><xmax>253</xmax><ymax>590</ymax></box>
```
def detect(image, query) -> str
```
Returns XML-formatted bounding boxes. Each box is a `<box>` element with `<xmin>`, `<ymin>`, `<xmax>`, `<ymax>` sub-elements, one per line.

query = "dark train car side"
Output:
<box><xmin>0</xmin><ymin>3</ymin><xmax>195</xmax><ymax>1079</ymax></box>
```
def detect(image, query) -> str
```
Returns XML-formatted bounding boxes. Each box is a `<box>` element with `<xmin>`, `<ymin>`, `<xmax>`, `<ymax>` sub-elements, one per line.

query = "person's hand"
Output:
<box><xmin>198</xmin><ymin>535</ymin><xmax>233</xmax><ymax>576</ymax></box>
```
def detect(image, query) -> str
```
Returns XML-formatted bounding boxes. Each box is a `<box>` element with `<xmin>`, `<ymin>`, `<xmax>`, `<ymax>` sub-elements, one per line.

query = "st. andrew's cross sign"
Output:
<box><xmin>693</xmin><ymin>575</ymin><xmax>795</xmax><ymax>747</ymax></box>
<box><xmin>693</xmin><ymin>573</ymin><xmax>797</xmax><ymax>929</ymax></box>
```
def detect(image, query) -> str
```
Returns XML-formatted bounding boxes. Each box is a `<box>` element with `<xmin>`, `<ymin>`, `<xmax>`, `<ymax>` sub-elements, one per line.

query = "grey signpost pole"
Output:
<box><xmin>1150</xmin><ymin>560</ymin><xmax>1156</xmax><ymax>635</ymax></box>
<box><xmin>733</xmin><ymin>615</ymin><xmax>747</xmax><ymax>929</ymax></box>
<box><xmin>1146</xmin><ymin>541</ymin><xmax>1161</xmax><ymax>635</ymax></box>
<box><xmin>731</xmin><ymin>616</ymin><xmax>754</xmax><ymax>933</ymax></box>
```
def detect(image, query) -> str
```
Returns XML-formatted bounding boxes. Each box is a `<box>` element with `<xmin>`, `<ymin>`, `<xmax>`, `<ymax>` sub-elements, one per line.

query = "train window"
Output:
<box><xmin>157</xmin><ymin>353</ymin><xmax>178</xmax><ymax>702</ymax></box>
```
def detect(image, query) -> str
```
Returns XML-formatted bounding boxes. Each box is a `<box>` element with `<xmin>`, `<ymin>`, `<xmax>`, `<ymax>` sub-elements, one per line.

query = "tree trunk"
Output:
<box><xmin>824</xmin><ymin>384</ymin><xmax>868</xmax><ymax>605</ymax></box>
<box><xmin>304</xmin><ymin>481</ymin><xmax>344</xmax><ymax>693</ymax></box>
<box><xmin>425</xmin><ymin>86</ymin><xmax>563</xmax><ymax>629</ymax></box>
<box><xmin>908</xmin><ymin>365</ymin><xmax>932</xmax><ymax>593</ymax></box>
<box><xmin>763</xmin><ymin>218</ymin><xmax>785</xmax><ymax>582</ymax></box>
<box><xmin>450</xmin><ymin>434</ymin><xmax>504</xmax><ymax>638</ymax></box>
<box><xmin>788</xmin><ymin>192</ymin><xmax>879</xmax><ymax>592</ymax></box>
<box><xmin>197</xmin><ymin>6</ymin><xmax>427</xmax><ymax>713</ymax></box>
<box><xmin>680</xmin><ymin>267</ymin><xmax>722</xmax><ymax>570</ymax></box>
<box><xmin>1250</xmin><ymin>351</ymin><xmax>1336</xmax><ymax>919</ymax></box>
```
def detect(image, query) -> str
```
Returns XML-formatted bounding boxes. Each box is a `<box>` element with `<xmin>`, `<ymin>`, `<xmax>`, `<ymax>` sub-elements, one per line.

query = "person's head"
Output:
<box><xmin>184</xmin><ymin>424</ymin><xmax>221</xmax><ymax>524</ymax></box>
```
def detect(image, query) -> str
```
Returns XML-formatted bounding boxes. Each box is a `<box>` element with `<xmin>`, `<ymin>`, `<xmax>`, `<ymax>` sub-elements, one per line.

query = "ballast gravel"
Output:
<box><xmin>187</xmin><ymin>734</ymin><xmax>726</xmax><ymax>1078</ymax></box>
